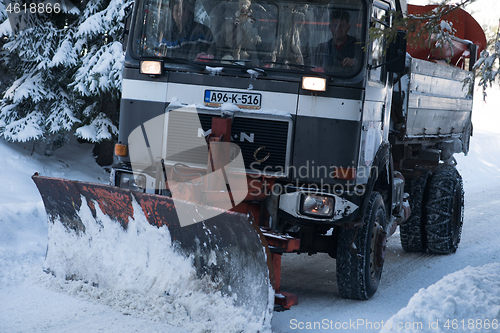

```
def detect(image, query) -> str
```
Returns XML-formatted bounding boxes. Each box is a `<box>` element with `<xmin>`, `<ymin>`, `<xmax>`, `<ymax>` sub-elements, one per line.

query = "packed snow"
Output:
<box><xmin>381</xmin><ymin>264</ymin><xmax>500</xmax><ymax>333</ymax></box>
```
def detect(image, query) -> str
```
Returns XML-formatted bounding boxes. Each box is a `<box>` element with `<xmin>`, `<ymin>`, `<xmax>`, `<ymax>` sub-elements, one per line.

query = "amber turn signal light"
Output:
<box><xmin>115</xmin><ymin>144</ymin><xmax>128</xmax><ymax>157</ymax></box>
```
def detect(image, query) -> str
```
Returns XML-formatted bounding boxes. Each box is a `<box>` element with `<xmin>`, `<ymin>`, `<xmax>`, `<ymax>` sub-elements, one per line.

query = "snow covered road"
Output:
<box><xmin>1</xmin><ymin>91</ymin><xmax>500</xmax><ymax>332</ymax></box>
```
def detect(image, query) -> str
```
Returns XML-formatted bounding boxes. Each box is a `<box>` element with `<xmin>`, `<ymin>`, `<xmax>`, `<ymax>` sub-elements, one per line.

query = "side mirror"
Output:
<box><xmin>386</xmin><ymin>30</ymin><xmax>407</xmax><ymax>73</ymax></box>
<box><xmin>468</xmin><ymin>43</ymin><xmax>478</xmax><ymax>71</ymax></box>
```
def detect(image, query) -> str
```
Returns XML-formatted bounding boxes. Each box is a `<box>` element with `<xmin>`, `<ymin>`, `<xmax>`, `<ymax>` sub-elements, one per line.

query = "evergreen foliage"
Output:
<box><xmin>474</xmin><ymin>33</ymin><xmax>500</xmax><ymax>99</ymax></box>
<box><xmin>0</xmin><ymin>0</ymin><xmax>132</xmax><ymax>147</ymax></box>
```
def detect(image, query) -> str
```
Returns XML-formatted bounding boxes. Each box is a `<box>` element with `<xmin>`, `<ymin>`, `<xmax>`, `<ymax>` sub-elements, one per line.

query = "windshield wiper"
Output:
<box><xmin>159</xmin><ymin>56</ymin><xmax>269</xmax><ymax>76</ymax></box>
<box><xmin>205</xmin><ymin>58</ymin><xmax>268</xmax><ymax>76</ymax></box>
<box><xmin>246</xmin><ymin>67</ymin><xmax>268</xmax><ymax>76</ymax></box>
<box><xmin>225</xmin><ymin>59</ymin><xmax>252</xmax><ymax>66</ymax></box>
<box><xmin>260</xmin><ymin>61</ymin><xmax>318</xmax><ymax>71</ymax></box>
<box><xmin>161</xmin><ymin>56</ymin><xmax>207</xmax><ymax>71</ymax></box>
<box><xmin>219</xmin><ymin>58</ymin><xmax>268</xmax><ymax>76</ymax></box>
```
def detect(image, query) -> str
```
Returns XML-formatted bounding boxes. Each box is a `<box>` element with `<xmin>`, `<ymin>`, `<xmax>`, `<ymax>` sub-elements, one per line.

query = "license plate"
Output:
<box><xmin>204</xmin><ymin>90</ymin><xmax>261</xmax><ymax>109</ymax></box>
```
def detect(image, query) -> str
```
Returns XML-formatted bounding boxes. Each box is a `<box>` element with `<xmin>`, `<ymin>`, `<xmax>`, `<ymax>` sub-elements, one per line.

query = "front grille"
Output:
<box><xmin>165</xmin><ymin>109</ymin><xmax>291</xmax><ymax>176</ymax></box>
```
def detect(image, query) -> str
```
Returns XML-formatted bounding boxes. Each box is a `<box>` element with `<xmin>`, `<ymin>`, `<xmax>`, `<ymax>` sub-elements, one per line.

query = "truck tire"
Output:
<box><xmin>425</xmin><ymin>165</ymin><xmax>464</xmax><ymax>254</ymax></box>
<box><xmin>400</xmin><ymin>169</ymin><xmax>431</xmax><ymax>252</ymax></box>
<box><xmin>336</xmin><ymin>192</ymin><xmax>387</xmax><ymax>300</ymax></box>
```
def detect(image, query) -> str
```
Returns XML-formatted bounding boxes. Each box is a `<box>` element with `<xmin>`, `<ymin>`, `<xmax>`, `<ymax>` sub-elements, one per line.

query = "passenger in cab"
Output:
<box><xmin>314</xmin><ymin>9</ymin><xmax>361</xmax><ymax>72</ymax></box>
<box><xmin>160</xmin><ymin>0</ymin><xmax>215</xmax><ymax>60</ymax></box>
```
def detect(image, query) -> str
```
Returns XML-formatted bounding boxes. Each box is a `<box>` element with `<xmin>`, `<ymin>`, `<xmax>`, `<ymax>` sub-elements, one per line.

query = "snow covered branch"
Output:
<box><xmin>0</xmin><ymin>0</ymin><xmax>132</xmax><ymax>146</ymax></box>
<box><xmin>473</xmin><ymin>33</ymin><xmax>500</xmax><ymax>99</ymax></box>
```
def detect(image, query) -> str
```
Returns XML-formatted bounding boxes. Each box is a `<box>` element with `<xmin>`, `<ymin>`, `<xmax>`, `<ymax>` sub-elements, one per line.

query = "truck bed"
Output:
<box><xmin>400</xmin><ymin>57</ymin><xmax>473</xmax><ymax>140</ymax></box>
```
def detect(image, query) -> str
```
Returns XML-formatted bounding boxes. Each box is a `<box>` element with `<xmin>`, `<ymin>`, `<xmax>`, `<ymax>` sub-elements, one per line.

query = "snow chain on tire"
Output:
<box><xmin>400</xmin><ymin>169</ymin><xmax>431</xmax><ymax>253</ymax></box>
<box><xmin>425</xmin><ymin>165</ymin><xmax>464</xmax><ymax>254</ymax></box>
<box><xmin>336</xmin><ymin>192</ymin><xmax>387</xmax><ymax>300</ymax></box>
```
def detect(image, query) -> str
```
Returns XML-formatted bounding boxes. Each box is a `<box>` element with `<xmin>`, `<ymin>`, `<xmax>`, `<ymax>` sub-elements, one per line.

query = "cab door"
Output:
<box><xmin>357</xmin><ymin>0</ymin><xmax>392</xmax><ymax>183</ymax></box>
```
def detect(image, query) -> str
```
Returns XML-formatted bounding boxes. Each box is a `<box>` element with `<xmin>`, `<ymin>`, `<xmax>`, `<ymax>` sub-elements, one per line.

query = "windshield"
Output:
<box><xmin>132</xmin><ymin>0</ymin><xmax>365</xmax><ymax>77</ymax></box>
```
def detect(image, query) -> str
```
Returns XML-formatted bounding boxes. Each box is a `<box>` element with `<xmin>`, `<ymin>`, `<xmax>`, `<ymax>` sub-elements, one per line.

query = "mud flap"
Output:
<box><xmin>32</xmin><ymin>174</ymin><xmax>272</xmax><ymax>320</ymax></box>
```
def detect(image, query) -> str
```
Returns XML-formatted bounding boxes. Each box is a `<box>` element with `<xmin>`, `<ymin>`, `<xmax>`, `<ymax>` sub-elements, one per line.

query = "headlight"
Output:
<box><xmin>301</xmin><ymin>194</ymin><xmax>334</xmax><ymax>217</ymax></box>
<box><xmin>302</xmin><ymin>76</ymin><xmax>326</xmax><ymax>92</ymax></box>
<box><xmin>118</xmin><ymin>172</ymin><xmax>146</xmax><ymax>192</ymax></box>
<box><xmin>140</xmin><ymin>60</ymin><xmax>162</xmax><ymax>75</ymax></box>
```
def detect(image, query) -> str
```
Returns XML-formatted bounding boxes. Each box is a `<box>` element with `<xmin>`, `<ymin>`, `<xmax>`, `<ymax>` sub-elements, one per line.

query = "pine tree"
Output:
<box><xmin>0</xmin><ymin>0</ymin><xmax>131</xmax><ymax>154</ymax></box>
<box><xmin>71</xmin><ymin>0</ymin><xmax>132</xmax><ymax>143</ymax></box>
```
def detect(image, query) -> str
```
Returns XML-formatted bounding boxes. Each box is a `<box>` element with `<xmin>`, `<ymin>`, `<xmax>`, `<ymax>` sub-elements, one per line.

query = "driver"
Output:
<box><xmin>160</xmin><ymin>0</ymin><xmax>215</xmax><ymax>60</ymax></box>
<box><xmin>313</xmin><ymin>10</ymin><xmax>361</xmax><ymax>72</ymax></box>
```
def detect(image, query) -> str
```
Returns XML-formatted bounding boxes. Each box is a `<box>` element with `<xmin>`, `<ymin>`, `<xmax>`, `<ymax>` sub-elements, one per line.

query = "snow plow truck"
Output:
<box><xmin>33</xmin><ymin>0</ymin><xmax>486</xmax><ymax>317</ymax></box>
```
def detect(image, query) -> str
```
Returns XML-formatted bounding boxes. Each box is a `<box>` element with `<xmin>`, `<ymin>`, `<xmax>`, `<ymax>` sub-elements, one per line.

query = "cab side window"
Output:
<box><xmin>369</xmin><ymin>6</ymin><xmax>389</xmax><ymax>82</ymax></box>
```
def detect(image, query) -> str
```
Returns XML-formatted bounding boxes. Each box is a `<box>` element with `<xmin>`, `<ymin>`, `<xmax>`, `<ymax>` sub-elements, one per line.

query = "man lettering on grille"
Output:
<box><xmin>313</xmin><ymin>10</ymin><xmax>361</xmax><ymax>72</ymax></box>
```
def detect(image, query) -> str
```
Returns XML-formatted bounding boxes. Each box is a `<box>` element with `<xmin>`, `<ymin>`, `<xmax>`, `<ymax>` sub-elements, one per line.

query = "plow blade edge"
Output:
<box><xmin>32</xmin><ymin>174</ymin><xmax>272</xmax><ymax>320</ymax></box>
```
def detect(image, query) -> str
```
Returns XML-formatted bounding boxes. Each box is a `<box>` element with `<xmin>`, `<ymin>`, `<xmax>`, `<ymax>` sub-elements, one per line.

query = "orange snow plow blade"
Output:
<box><xmin>32</xmin><ymin>174</ymin><xmax>272</xmax><ymax>320</ymax></box>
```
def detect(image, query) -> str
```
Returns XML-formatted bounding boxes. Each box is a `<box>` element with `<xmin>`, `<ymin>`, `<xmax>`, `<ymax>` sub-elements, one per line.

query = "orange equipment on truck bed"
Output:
<box><xmin>406</xmin><ymin>4</ymin><xmax>486</xmax><ymax>69</ymax></box>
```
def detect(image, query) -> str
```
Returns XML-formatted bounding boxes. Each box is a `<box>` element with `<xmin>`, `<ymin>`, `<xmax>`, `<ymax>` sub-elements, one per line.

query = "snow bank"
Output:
<box><xmin>381</xmin><ymin>264</ymin><xmax>500</xmax><ymax>333</ymax></box>
<box><xmin>0</xmin><ymin>201</ymin><xmax>47</xmax><ymax>288</ymax></box>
